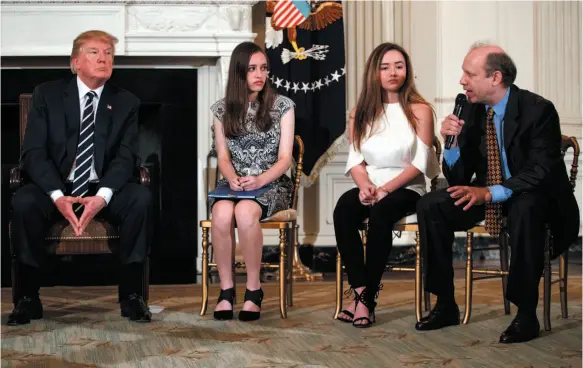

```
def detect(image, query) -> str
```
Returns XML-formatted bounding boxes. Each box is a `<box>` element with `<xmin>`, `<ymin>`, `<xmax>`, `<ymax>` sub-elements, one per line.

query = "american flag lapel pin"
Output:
<box><xmin>107</xmin><ymin>105</ymin><xmax>112</xmax><ymax>110</ymax></box>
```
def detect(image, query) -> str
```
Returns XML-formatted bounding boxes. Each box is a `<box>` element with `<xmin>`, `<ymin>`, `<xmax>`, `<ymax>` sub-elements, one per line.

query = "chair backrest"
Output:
<box><xmin>561</xmin><ymin>135</ymin><xmax>579</xmax><ymax>191</ymax></box>
<box><xmin>211</xmin><ymin>135</ymin><xmax>305</xmax><ymax>211</ymax></box>
<box><xmin>19</xmin><ymin>94</ymin><xmax>33</xmax><ymax>151</ymax></box>
<box><xmin>430</xmin><ymin>136</ymin><xmax>442</xmax><ymax>192</ymax></box>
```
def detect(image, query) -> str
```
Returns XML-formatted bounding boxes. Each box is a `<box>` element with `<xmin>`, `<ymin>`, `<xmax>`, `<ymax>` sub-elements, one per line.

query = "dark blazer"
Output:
<box><xmin>443</xmin><ymin>84</ymin><xmax>579</xmax><ymax>257</ymax></box>
<box><xmin>21</xmin><ymin>77</ymin><xmax>140</xmax><ymax>195</ymax></box>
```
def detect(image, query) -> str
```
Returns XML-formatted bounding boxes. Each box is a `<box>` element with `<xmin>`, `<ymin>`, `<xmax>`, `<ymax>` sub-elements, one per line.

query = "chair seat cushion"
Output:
<box><xmin>361</xmin><ymin>213</ymin><xmax>418</xmax><ymax>226</ymax></box>
<box><xmin>397</xmin><ymin>213</ymin><xmax>418</xmax><ymax>225</ymax></box>
<box><xmin>261</xmin><ymin>209</ymin><xmax>297</xmax><ymax>222</ymax></box>
<box><xmin>45</xmin><ymin>218</ymin><xmax>119</xmax><ymax>254</ymax></box>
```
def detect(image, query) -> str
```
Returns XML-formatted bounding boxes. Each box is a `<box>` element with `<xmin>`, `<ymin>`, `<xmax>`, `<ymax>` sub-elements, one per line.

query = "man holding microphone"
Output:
<box><xmin>413</xmin><ymin>42</ymin><xmax>579</xmax><ymax>344</ymax></box>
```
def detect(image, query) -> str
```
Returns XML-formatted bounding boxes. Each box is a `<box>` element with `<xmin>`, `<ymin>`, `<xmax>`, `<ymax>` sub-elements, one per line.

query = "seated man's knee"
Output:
<box><xmin>127</xmin><ymin>184</ymin><xmax>152</xmax><ymax>210</ymax></box>
<box><xmin>416</xmin><ymin>190</ymin><xmax>446</xmax><ymax>215</ymax></box>
<box><xmin>509</xmin><ymin>193</ymin><xmax>540</xmax><ymax>217</ymax></box>
<box><xmin>11</xmin><ymin>186</ymin><xmax>41</xmax><ymax>215</ymax></box>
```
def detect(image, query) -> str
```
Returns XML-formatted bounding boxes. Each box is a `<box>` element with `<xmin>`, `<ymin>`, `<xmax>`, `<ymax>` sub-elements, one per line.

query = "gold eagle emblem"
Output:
<box><xmin>267</xmin><ymin>1</ymin><xmax>343</xmax><ymax>60</ymax></box>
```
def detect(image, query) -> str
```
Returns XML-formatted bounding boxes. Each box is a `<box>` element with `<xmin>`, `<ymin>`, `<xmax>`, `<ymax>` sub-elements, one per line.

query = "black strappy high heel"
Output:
<box><xmin>213</xmin><ymin>288</ymin><xmax>235</xmax><ymax>320</ymax></box>
<box><xmin>238</xmin><ymin>288</ymin><xmax>264</xmax><ymax>322</ymax></box>
<box><xmin>352</xmin><ymin>287</ymin><xmax>379</xmax><ymax>328</ymax></box>
<box><xmin>337</xmin><ymin>287</ymin><xmax>358</xmax><ymax>323</ymax></box>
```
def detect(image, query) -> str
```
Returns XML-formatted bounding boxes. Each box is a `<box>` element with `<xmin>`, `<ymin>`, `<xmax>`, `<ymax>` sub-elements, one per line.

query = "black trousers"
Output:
<box><xmin>10</xmin><ymin>182</ymin><xmax>152</xmax><ymax>301</ymax></box>
<box><xmin>333</xmin><ymin>187</ymin><xmax>421</xmax><ymax>293</ymax></box>
<box><xmin>417</xmin><ymin>188</ymin><xmax>550</xmax><ymax>310</ymax></box>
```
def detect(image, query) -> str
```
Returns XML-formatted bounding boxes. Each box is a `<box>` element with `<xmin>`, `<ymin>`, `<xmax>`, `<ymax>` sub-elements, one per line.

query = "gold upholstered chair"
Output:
<box><xmin>334</xmin><ymin>137</ymin><xmax>442</xmax><ymax>322</ymax></box>
<box><xmin>463</xmin><ymin>135</ymin><xmax>579</xmax><ymax>331</ymax></box>
<box><xmin>9</xmin><ymin>93</ymin><xmax>151</xmax><ymax>304</ymax></box>
<box><xmin>199</xmin><ymin>135</ymin><xmax>304</xmax><ymax>319</ymax></box>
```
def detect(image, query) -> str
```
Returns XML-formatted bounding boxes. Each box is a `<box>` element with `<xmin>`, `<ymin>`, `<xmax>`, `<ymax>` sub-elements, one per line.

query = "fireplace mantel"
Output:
<box><xmin>2</xmin><ymin>0</ymin><xmax>258</xmax><ymax>86</ymax></box>
<box><xmin>1</xmin><ymin>0</ymin><xmax>259</xmax><ymax>271</ymax></box>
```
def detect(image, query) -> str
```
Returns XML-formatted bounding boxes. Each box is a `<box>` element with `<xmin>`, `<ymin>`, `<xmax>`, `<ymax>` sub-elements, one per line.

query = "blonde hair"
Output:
<box><xmin>70</xmin><ymin>30</ymin><xmax>118</xmax><ymax>73</ymax></box>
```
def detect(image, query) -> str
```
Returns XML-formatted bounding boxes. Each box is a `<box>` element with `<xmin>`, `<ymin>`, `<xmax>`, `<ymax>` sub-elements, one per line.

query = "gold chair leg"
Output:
<box><xmin>287</xmin><ymin>225</ymin><xmax>294</xmax><ymax>307</ymax></box>
<box><xmin>200</xmin><ymin>227</ymin><xmax>209</xmax><ymax>316</ymax></box>
<box><xmin>463</xmin><ymin>232</ymin><xmax>473</xmax><ymax>324</ymax></box>
<box><xmin>334</xmin><ymin>252</ymin><xmax>343</xmax><ymax>319</ymax></box>
<box><xmin>543</xmin><ymin>227</ymin><xmax>552</xmax><ymax>331</ymax></box>
<box><xmin>279</xmin><ymin>228</ymin><xmax>287</xmax><ymax>319</ymax></box>
<box><xmin>415</xmin><ymin>231</ymin><xmax>422</xmax><ymax>322</ymax></box>
<box><xmin>560</xmin><ymin>251</ymin><xmax>568</xmax><ymax>319</ymax></box>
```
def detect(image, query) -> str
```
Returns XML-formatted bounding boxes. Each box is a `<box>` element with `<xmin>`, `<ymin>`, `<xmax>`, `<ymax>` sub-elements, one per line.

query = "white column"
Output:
<box><xmin>534</xmin><ymin>1</ymin><xmax>583</xmax><ymax>234</ymax></box>
<box><xmin>534</xmin><ymin>1</ymin><xmax>582</xmax><ymax>139</ymax></box>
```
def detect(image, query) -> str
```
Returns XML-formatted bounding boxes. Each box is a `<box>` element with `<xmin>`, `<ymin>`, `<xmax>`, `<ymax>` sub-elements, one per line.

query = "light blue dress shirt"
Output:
<box><xmin>443</xmin><ymin>89</ymin><xmax>513</xmax><ymax>203</ymax></box>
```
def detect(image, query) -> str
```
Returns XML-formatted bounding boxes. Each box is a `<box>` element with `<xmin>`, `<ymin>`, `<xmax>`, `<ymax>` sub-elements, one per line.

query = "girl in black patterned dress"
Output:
<box><xmin>209</xmin><ymin>42</ymin><xmax>295</xmax><ymax>322</ymax></box>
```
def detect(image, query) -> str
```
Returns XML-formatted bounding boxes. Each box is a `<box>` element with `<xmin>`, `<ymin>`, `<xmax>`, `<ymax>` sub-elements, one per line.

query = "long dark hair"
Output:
<box><xmin>353</xmin><ymin>42</ymin><xmax>433</xmax><ymax>151</ymax></box>
<box><xmin>223</xmin><ymin>42</ymin><xmax>276</xmax><ymax>137</ymax></box>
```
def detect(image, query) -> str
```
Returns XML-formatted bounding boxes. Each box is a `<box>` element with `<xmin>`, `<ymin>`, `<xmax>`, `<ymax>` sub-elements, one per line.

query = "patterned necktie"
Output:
<box><xmin>485</xmin><ymin>107</ymin><xmax>503</xmax><ymax>237</ymax></box>
<box><xmin>72</xmin><ymin>91</ymin><xmax>97</xmax><ymax>212</ymax></box>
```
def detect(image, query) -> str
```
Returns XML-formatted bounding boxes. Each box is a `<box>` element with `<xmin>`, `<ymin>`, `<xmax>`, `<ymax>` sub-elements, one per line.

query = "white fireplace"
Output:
<box><xmin>1</xmin><ymin>0</ymin><xmax>259</xmax><ymax>272</ymax></box>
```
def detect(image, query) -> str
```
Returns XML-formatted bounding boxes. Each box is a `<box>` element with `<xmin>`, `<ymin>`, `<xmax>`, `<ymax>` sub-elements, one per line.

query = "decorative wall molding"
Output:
<box><xmin>125</xmin><ymin>4</ymin><xmax>251</xmax><ymax>33</ymax></box>
<box><xmin>127</xmin><ymin>6</ymin><xmax>218</xmax><ymax>32</ymax></box>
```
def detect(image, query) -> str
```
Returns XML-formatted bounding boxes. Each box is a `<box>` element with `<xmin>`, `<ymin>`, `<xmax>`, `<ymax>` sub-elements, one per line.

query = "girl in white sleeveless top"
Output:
<box><xmin>334</xmin><ymin>43</ymin><xmax>440</xmax><ymax>328</ymax></box>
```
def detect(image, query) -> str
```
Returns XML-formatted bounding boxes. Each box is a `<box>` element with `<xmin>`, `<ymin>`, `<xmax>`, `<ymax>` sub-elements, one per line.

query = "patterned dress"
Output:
<box><xmin>209</xmin><ymin>95</ymin><xmax>295</xmax><ymax>219</ymax></box>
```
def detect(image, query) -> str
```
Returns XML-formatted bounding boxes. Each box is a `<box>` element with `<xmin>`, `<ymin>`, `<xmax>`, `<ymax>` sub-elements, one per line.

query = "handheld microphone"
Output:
<box><xmin>445</xmin><ymin>93</ymin><xmax>467</xmax><ymax>149</ymax></box>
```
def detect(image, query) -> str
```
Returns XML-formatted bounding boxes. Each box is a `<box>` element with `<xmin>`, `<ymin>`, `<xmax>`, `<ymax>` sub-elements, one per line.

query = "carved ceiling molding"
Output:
<box><xmin>126</xmin><ymin>5</ymin><xmax>251</xmax><ymax>32</ymax></box>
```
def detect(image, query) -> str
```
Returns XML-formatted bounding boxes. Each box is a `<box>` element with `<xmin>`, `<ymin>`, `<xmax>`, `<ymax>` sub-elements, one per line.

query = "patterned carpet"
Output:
<box><xmin>1</xmin><ymin>276</ymin><xmax>581</xmax><ymax>367</ymax></box>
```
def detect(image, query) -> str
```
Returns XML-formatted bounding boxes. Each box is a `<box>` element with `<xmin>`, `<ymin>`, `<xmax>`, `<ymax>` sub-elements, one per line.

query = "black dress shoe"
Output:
<box><xmin>7</xmin><ymin>296</ymin><xmax>43</xmax><ymax>326</ymax></box>
<box><xmin>120</xmin><ymin>293</ymin><xmax>152</xmax><ymax>323</ymax></box>
<box><xmin>415</xmin><ymin>303</ymin><xmax>460</xmax><ymax>331</ymax></box>
<box><xmin>499</xmin><ymin>314</ymin><xmax>540</xmax><ymax>344</ymax></box>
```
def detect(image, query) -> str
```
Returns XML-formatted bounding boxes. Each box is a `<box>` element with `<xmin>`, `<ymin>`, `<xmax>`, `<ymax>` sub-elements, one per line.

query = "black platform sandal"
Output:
<box><xmin>213</xmin><ymin>288</ymin><xmax>235</xmax><ymax>321</ymax></box>
<box><xmin>337</xmin><ymin>287</ymin><xmax>357</xmax><ymax>323</ymax></box>
<box><xmin>238</xmin><ymin>288</ymin><xmax>264</xmax><ymax>322</ymax></box>
<box><xmin>352</xmin><ymin>288</ymin><xmax>377</xmax><ymax>328</ymax></box>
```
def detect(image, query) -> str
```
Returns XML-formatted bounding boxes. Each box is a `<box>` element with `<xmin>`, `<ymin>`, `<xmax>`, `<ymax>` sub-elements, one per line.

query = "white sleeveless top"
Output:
<box><xmin>345</xmin><ymin>103</ymin><xmax>441</xmax><ymax>196</ymax></box>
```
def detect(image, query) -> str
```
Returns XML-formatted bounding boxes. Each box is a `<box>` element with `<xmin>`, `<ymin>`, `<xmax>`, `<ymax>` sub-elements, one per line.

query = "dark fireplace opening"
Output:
<box><xmin>1</xmin><ymin>64</ymin><xmax>199</xmax><ymax>287</ymax></box>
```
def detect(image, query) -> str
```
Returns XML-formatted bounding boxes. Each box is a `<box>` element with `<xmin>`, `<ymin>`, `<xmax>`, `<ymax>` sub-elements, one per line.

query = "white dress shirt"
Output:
<box><xmin>49</xmin><ymin>77</ymin><xmax>113</xmax><ymax>205</ymax></box>
<box><xmin>345</xmin><ymin>103</ymin><xmax>440</xmax><ymax>196</ymax></box>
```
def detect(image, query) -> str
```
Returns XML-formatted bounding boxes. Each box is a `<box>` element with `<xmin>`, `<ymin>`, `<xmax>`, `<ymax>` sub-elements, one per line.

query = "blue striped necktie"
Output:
<box><xmin>72</xmin><ymin>91</ymin><xmax>97</xmax><ymax>212</ymax></box>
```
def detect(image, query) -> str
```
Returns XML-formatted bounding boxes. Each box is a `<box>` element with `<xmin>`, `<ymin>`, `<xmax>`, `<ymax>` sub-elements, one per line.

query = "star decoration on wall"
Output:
<box><xmin>268</xmin><ymin>65</ymin><xmax>346</xmax><ymax>94</ymax></box>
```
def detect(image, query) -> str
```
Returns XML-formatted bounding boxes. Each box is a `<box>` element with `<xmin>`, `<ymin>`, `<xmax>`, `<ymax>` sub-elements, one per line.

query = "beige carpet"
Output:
<box><xmin>1</xmin><ymin>277</ymin><xmax>581</xmax><ymax>367</ymax></box>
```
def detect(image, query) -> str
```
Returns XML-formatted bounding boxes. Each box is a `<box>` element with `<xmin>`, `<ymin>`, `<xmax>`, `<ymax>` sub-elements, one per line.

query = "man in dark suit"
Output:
<box><xmin>8</xmin><ymin>30</ymin><xmax>153</xmax><ymax>325</ymax></box>
<box><xmin>414</xmin><ymin>43</ymin><xmax>579</xmax><ymax>343</ymax></box>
